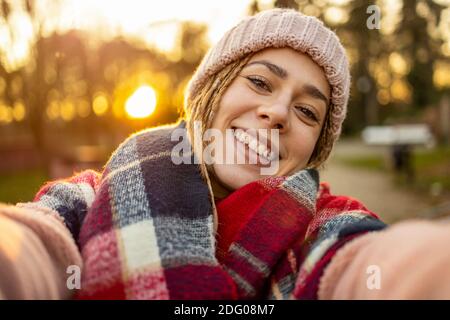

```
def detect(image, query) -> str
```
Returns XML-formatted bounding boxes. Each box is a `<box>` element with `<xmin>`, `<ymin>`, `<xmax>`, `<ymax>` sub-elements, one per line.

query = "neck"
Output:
<box><xmin>207</xmin><ymin>166</ymin><xmax>233</xmax><ymax>201</ymax></box>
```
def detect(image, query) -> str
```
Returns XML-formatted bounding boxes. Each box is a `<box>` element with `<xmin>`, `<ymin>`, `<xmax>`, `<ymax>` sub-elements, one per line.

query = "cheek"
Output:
<box><xmin>216</xmin><ymin>84</ymin><xmax>255</xmax><ymax>120</ymax></box>
<box><xmin>287</xmin><ymin>126</ymin><xmax>321</xmax><ymax>161</ymax></box>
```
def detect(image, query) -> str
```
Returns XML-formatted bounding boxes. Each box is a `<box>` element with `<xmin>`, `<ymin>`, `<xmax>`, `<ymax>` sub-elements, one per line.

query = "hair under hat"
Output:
<box><xmin>185</xmin><ymin>8</ymin><xmax>351</xmax><ymax>168</ymax></box>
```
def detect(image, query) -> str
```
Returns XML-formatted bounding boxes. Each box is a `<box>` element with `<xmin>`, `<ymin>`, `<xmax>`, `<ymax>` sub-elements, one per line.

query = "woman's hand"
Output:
<box><xmin>319</xmin><ymin>219</ymin><xmax>450</xmax><ymax>299</ymax></box>
<box><xmin>0</xmin><ymin>203</ymin><xmax>82</xmax><ymax>299</ymax></box>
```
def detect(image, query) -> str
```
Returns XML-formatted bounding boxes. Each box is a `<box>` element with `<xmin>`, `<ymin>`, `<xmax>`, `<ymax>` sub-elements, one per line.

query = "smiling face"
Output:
<box><xmin>210</xmin><ymin>47</ymin><xmax>331</xmax><ymax>192</ymax></box>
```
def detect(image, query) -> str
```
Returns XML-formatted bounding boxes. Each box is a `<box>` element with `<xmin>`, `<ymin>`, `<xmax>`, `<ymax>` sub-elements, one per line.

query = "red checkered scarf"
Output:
<box><xmin>28</xmin><ymin>122</ymin><xmax>386</xmax><ymax>299</ymax></box>
<box><xmin>214</xmin><ymin>173</ymin><xmax>386</xmax><ymax>299</ymax></box>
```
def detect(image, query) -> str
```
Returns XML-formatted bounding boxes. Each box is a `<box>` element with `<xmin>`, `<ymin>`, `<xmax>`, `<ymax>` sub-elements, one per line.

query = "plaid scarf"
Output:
<box><xmin>30</xmin><ymin>121</ymin><xmax>386</xmax><ymax>299</ymax></box>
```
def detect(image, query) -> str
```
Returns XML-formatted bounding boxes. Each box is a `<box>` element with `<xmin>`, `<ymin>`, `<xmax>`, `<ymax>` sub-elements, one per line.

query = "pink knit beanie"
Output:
<box><xmin>185</xmin><ymin>8</ymin><xmax>351</xmax><ymax>167</ymax></box>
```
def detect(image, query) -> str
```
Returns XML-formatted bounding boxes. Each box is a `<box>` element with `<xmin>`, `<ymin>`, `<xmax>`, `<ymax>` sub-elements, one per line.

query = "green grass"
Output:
<box><xmin>0</xmin><ymin>169</ymin><xmax>49</xmax><ymax>204</ymax></box>
<box><xmin>337</xmin><ymin>155</ymin><xmax>385</xmax><ymax>171</ymax></box>
<box><xmin>413</xmin><ymin>147</ymin><xmax>450</xmax><ymax>194</ymax></box>
<box><xmin>414</xmin><ymin>147</ymin><xmax>450</xmax><ymax>167</ymax></box>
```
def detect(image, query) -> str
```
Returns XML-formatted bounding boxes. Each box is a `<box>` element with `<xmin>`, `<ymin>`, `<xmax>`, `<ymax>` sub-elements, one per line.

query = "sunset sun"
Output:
<box><xmin>125</xmin><ymin>85</ymin><xmax>157</xmax><ymax>119</ymax></box>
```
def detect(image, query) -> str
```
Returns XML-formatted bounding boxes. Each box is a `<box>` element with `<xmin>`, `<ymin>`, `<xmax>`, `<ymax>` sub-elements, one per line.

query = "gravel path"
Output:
<box><xmin>320</xmin><ymin>139</ymin><xmax>432</xmax><ymax>224</ymax></box>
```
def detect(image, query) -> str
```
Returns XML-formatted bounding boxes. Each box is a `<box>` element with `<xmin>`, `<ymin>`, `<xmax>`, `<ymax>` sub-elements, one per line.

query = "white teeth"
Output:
<box><xmin>257</xmin><ymin>145</ymin><xmax>266</xmax><ymax>156</ymax></box>
<box><xmin>249</xmin><ymin>139</ymin><xmax>257</xmax><ymax>151</ymax></box>
<box><xmin>233</xmin><ymin>129</ymin><xmax>273</xmax><ymax>161</ymax></box>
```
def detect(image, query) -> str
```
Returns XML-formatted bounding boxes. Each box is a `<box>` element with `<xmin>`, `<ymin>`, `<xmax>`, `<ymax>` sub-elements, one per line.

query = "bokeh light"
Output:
<box><xmin>92</xmin><ymin>92</ymin><xmax>109</xmax><ymax>116</ymax></box>
<box><xmin>125</xmin><ymin>85</ymin><xmax>157</xmax><ymax>119</ymax></box>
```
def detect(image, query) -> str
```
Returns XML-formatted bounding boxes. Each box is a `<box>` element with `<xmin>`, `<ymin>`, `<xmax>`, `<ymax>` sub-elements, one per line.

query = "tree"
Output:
<box><xmin>398</xmin><ymin>0</ymin><xmax>446</xmax><ymax>110</ymax></box>
<box><xmin>338</xmin><ymin>0</ymin><xmax>382</xmax><ymax>129</ymax></box>
<box><xmin>0</xmin><ymin>0</ymin><xmax>64</xmax><ymax>174</ymax></box>
<box><xmin>274</xmin><ymin>0</ymin><xmax>298</xmax><ymax>9</ymax></box>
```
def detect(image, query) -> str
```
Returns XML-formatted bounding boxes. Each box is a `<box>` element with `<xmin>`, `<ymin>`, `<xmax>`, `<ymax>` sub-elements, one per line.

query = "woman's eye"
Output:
<box><xmin>296</xmin><ymin>106</ymin><xmax>318</xmax><ymax>122</ymax></box>
<box><xmin>247</xmin><ymin>76</ymin><xmax>271</xmax><ymax>92</ymax></box>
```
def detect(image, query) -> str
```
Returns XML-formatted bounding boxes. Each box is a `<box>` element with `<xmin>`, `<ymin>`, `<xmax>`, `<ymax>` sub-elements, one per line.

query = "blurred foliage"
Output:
<box><xmin>0</xmin><ymin>0</ymin><xmax>449</xmax><ymax>185</ymax></box>
<box><xmin>268</xmin><ymin>0</ymin><xmax>450</xmax><ymax>136</ymax></box>
<box><xmin>0</xmin><ymin>0</ymin><xmax>210</xmax><ymax>176</ymax></box>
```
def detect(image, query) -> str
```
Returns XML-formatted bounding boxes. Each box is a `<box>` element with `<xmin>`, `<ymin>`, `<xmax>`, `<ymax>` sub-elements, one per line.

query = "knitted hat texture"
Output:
<box><xmin>185</xmin><ymin>8</ymin><xmax>351</xmax><ymax>166</ymax></box>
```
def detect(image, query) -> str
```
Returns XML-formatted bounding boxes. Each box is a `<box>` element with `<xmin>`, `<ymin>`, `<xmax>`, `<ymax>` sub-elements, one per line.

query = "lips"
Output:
<box><xmin>230</xmin><ymin>126</ymin><xmax>281</xmax><ymax>162</ymax></box>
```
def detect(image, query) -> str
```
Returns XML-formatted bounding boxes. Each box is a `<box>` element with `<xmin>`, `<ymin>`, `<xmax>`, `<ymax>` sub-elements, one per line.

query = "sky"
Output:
<box><xmin>0</xmin><ymin>0</ymin><xmax>449</xmax><ymax>72</ymax></box>
<box><xmin>37</xmin><ymin>0</ymin><xmax>266</xmax><ymax>50</ymax></box>
<box><xmin>1</xmin><ymin>0</ymin><xmax>278</xmax><ymax>70</ymax></box>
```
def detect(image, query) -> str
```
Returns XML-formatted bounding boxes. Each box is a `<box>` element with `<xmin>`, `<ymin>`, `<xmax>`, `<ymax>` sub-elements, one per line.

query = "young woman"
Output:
<box><xmin>0</xmin><ymin>8</ymin><xmax>449</xmax><ymax>300</ymax></box>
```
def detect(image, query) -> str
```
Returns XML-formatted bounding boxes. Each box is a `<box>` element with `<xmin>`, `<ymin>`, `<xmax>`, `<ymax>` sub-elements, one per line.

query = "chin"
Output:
<box><xmin>213</xmin><ymin>164</ymin><xmax>262</xmax><ymax>191</ymax></box>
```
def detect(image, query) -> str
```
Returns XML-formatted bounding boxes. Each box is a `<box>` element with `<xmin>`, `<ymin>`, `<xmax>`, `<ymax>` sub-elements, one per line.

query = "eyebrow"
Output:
<box><xmin>302</xmin><ymin>84</ymin><xmax>329</xmax><ymax>106</ymax></box>
<box><xmin>245</xmin><ymin>60</ymin><xmax>288</xmax><ymax>79</ymax></box>
<box><xmin>244</xmin><ymin>60</ymin><xmax>329</xmax><ymax>106</ymax></box>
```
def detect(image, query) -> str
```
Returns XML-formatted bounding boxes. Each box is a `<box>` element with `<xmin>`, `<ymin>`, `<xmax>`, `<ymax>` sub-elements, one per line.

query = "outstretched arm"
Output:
<box><xmin>0</xmin><ymin>169</ymin><xmax>101</xmax><ymax>299</ymax></box>
<box><xmin>0</xmin><ymin>203</ymin><xmax>82</xmax><ymax>299</ymax></box>
<box><xmin>318</xmin><ymin>219</ymin><xmax>450</xmax><ymax>299</ymax></box>
<box><xmin>17</xmin><ymin>169</ymin><xmax>101</xmax><ymax>243</ymax></box>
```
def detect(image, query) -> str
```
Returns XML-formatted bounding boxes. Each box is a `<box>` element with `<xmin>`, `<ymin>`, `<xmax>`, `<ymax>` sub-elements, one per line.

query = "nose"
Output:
<box><xmin>256</xmin><ymin>101</ymin><xmax>290</xmax><ymax>132</ymax></box>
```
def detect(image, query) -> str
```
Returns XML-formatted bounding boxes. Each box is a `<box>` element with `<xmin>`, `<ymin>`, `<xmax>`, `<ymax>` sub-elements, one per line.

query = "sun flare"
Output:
<box><xmin>125</xmin><ymin>85</ymin><xmax>157</xmax><ymax>119</ymax></box>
